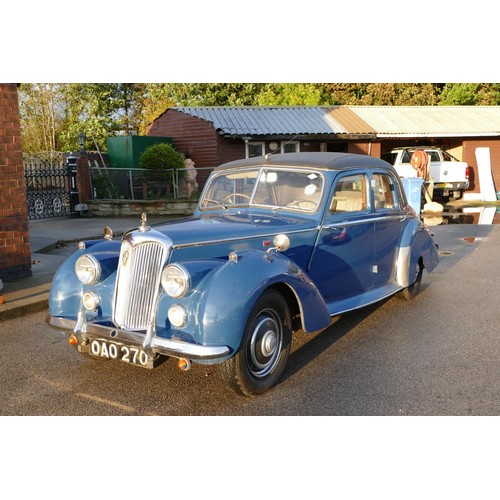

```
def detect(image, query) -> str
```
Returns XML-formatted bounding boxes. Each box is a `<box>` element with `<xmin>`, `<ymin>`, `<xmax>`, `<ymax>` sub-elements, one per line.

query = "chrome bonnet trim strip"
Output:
<box><xmin>172</xmin><ymin>227</ymin><xmax>318</xmax><ymax>249</ymax></box>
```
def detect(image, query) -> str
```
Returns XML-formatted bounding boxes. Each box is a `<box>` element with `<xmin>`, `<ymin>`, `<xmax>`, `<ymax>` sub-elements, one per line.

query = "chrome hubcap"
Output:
<box><xmin>248</xmin><ymin>310</ymin><xmax>283</xmax><ymax>378</ymax></box>
<box><xmin>262</xmin><ymin>330</ymin><xmax>277</xmax><ymax>356</ymax></box>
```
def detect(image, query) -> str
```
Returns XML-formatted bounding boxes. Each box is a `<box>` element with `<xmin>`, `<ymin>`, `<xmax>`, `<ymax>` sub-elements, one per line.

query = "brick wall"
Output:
<box><xmin>0</xmin><ymin>83</ymin><xmax>32</xmax><ymax>281</ymax></box>
<box><xmin>75</xmin><ymin>152</ymin><xmax>92</xmax><ymax>204</ymax></box>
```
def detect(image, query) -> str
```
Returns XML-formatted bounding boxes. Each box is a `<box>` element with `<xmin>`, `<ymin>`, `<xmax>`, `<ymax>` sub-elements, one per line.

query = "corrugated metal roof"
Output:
<box><xmin>174</xmin><ymin>106</ymin><xmax>350</xmax><ymax>135</ymax></box>
<box><xmin>351</xmin><ymin>106</ymin><xmax>500</xmax><ymax>137</ymax></box>
<box><xmin>172</xmin><ymin>105</ymin><xmax>500</xmax><ymax>138</ymax></box>
<box><xmin>325</xmin><ymin>107</ymin><xmax>376</xmax><ymax>134</ymax></box>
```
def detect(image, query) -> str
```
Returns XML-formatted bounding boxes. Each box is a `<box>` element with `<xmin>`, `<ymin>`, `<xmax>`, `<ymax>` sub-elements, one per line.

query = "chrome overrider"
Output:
<box><xmin>47</xmin><ymin>313</ymin><xmax>230</xmax><ymax>360</ymax></box>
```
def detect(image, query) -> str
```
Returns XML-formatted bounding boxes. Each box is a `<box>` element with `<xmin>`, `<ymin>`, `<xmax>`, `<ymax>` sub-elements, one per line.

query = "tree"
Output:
<box><xmin>135</xmin><ymin>83</ymin><xmax>177</xmax><ymax>135</ymax></box>
<box><xmin>322</xmin><ymin>83</ymin><xmax>371</xmax><ymax>104</ymax></box>
<box><xmin>19</xmin><ymin>83</ymin><xmax>145</xmax><ymax>155</ymax></box>
<box><xmin>18</xmin><ymin>83</ymin><xmax>62</xmax><ymax>154</ymax></box>
<box><xmin>114</xmin><ymin>83</ymin><xmax>144</xmax><ymax>136</ymax></box>
<box><xmin>255</xmin><ymin>83</ymin><xmax>329</xmax><ymax>105</ymax></box>
<box><xmin>438</xmin><ymin>83</ymin><xmax>500</xmax><ymax>105</ymax></box>
<box><xmin>58</xmin><ymin>83</ymin><xmax>127</xmax><ymax>152</ymax></box>
<box><xmin>323</xmin><ymin>83</ymin><xmax>443</xmax><ymax>105</ymax></box>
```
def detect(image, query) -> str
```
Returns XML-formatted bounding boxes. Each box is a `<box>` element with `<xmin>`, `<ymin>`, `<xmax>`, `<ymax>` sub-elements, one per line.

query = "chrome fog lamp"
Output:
<box><xmin>168</xmin><ymin>304</ymin><xmax>188</xmax><ymax>328</ymax></box>
<box><xmin>82</xmin><ymin>290</ymin><xmax>100</xmax><ymax>311</ymax></box>
<box><xmin>161</xmin><ymin>264</ymin><xmax>190</xmax><ymax>298</ymax></box>
<box><xmin>75</xmin><ymin>254</ymin><xmax>101</xmax><ymax>285</ymax></box>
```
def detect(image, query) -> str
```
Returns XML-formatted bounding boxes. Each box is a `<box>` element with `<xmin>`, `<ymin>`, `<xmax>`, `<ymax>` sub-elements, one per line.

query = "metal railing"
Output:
<box><xmin>89</xmin><ymin>167</ymin><xmax>213</xmax><ymax>201</ymax></box>
<box><xmin>24</xmin><ymin>157</ymin><xmax>71</xmax><ymax>219</ymax></box>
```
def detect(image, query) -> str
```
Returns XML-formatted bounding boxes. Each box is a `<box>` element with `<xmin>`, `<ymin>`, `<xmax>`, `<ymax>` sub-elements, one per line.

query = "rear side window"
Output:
<box><xmin>330</xmin><ymin>174</ymin><xmax>368</xmax><ymax>213</ymax></box>
<box><xmin>372</xmin><ymin>173</ymin><xmax>399</xmax><ymax>210</ymax></box>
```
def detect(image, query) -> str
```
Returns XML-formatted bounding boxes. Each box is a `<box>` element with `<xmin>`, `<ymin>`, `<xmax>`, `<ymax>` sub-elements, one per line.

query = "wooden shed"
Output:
<box><xmin>147</xmin><ymin>105</ymin><xmax>500</xmax><ymax>195</ymax></box>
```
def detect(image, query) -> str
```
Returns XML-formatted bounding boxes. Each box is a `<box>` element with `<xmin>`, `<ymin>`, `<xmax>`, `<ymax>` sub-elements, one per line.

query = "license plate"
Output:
<box><xmin>89</xmin><ymin>339</ymin><xmax>153</xmax><ymax>368</ymax></box>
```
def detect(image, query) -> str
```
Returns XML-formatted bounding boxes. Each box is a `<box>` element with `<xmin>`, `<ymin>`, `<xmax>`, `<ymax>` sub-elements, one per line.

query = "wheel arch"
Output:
<box><xmin>267</xmin><ymin>282</ymin><xmax>302</xmax><ymax>331</ymax></box>
<box><xmin>194</xmin><ymin>250</ymin><xmax>331</xmax><ymax>354</ymax></box>
<box><xmin>396</xmin><ymin>223</ymin><xmax>438</xmax><ymax>288</ymax></box>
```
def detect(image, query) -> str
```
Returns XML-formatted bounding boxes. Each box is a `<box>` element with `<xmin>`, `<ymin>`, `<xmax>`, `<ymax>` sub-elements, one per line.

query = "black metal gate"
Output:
<box><xmin>24</xmin><ymin>156</ymin><xmax>71</xmax><ymax>219</ymax></box>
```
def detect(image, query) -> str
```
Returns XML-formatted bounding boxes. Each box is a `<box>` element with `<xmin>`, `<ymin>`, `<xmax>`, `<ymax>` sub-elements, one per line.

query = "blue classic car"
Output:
<box><xmin>47</xmin><ymin>152</ymin><xmax>439</xmax><ymax>396</ymax></box>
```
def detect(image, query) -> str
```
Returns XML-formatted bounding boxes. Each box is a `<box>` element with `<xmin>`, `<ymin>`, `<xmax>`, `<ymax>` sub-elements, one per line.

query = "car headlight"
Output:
<box><xmin>75</xmin><ymin>254</ymin><xmax>101</xmax><ymax>285</ymax></box>
<box><xmin>161</xmin><ymin>264</ymin><xmax>190</xmax><ymax>298</ymax></box>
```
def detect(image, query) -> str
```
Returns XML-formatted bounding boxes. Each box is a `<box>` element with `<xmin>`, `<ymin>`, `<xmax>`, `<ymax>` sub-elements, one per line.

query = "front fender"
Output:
<box><xmin>396</xmin><ymin>219</ymin><xmax>439</xmax><ymax>287</ymax></box>
<box><xmin>188</xmin><ymin>250</ymin><xmax>330</xmax><ymax>354</ymax></box>
<box><xmin>49</xmin><ymin>239</ymin><xmax>121</xmax><ymax>318</ymax></box>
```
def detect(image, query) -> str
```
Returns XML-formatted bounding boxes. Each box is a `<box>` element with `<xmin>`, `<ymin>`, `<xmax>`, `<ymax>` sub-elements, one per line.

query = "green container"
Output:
<box><xmin>106</xmin><ymin>136</ymin><xmax>174</xmax><ymax>169</ymax></box>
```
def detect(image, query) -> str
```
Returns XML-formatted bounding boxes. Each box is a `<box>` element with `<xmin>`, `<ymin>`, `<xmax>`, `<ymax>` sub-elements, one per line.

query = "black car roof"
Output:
<box><xmin>216</xmin><ymin>152</ymin><xmax>393</xmax><ymax>171</ymax></box>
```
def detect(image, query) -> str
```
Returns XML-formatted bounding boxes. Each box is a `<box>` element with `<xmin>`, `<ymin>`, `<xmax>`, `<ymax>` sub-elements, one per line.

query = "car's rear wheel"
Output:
<box><xmin>400</xmin><ymin>259</ymin><xmax>423</xmax><ymax>300</ymax></box>
<box><xmin>218</xmin><ymin>289</ymin><xmax>292</xmax><ymax>397</ymax></box>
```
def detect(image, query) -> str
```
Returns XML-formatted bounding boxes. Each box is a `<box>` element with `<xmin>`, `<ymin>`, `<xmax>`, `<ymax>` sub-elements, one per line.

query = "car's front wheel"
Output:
<box><xmin>218</xmin><ymin>289</ymin><xmax>292</xmax><ymax>397</ymax></box>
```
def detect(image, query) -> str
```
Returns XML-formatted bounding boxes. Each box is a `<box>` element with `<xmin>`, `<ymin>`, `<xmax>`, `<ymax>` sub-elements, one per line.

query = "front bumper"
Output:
<box><xmin>46</xmin><ymin>314</ymin><xmax>230</xmax><ymax>361</ymax></box>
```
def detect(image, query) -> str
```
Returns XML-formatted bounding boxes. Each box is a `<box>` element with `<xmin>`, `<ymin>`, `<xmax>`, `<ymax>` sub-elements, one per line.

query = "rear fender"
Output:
<box><xmin>396</xmin><ymin>220</ymin><xmax>439</xmax><ymax>287</ymax></box>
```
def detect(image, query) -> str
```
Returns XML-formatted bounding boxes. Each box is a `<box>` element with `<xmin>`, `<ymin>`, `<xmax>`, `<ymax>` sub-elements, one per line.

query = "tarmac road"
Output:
<box><xmin>0</xmin><ymin>224</ymin><xmax>499</xmax><ymax>416</ymax></box>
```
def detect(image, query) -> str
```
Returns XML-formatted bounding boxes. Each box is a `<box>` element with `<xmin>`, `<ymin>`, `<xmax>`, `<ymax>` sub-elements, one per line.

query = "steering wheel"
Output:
<box><xmin>222</xmin><ymin>193</ymin><xmax>251</xmax><ymax>204</ymax></box>
<box><xmin>287</xmin><ymin>199</ymin><xmax>317</xmax><ymax>210</ymax></box>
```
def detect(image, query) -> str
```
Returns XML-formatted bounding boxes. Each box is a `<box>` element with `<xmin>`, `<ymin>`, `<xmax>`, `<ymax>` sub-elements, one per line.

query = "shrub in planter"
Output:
<box><xmin>139</xmin><ymin>143</ymin><xmax>185</xmax><ymax>176</ymax></box>
<box><xmin>139</xmin><ymin>143</ymin><xmax>185</xmax><ymax>198</ymax></box>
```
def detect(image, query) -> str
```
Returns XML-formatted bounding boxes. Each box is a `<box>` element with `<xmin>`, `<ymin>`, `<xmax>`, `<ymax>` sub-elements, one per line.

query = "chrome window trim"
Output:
<box><xmin>329</xmin><ymin>171</ymin><xmax>371</xmax><ymax>215</ymax></box>
<box><xmin>199</xmin><ymin>166</ymin><xmax>326</xmax><ymax>214</ymax></box>
<box><xmin>322</xmin><ymin>214</ymin><xmax>404</xmax><ymax>229</ymax></box>
<box><xmin>370</xmin><ymin>170</ymin><xmax>403</xmax><ymax>212</ymax></box>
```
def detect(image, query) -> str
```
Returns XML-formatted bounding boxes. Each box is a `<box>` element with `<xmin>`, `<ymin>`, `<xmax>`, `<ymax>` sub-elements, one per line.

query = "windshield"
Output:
<box><xmin>199</xmin><ymin>167</ymin><xmax>324</xmax><ymax>212</ymax></box>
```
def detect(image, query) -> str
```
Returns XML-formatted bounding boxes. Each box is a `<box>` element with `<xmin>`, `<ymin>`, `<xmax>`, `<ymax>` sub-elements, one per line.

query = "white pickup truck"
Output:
<box><xmin>381</xmin><ymin>147</ymin><xmax>470</xmax><ymax>200</ymax></box>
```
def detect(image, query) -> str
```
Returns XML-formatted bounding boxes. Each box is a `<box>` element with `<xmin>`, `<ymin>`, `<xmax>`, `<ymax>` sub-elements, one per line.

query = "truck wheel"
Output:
<box><xmin>400</xmin><ymin>259</ymin><xmax>423</xmax><ymax>301</ymax></box>
<box><xmin>218</xmin><ymin>289</ymin><xmax>292</xmax><ymax>397</ymax></box>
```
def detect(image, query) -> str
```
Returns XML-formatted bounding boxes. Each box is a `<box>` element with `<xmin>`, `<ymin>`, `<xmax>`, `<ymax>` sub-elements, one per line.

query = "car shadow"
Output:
<box><xmin>282</xmin><ymin>298</ymin><xmax>391</xmax><ymax>383</ymax></box>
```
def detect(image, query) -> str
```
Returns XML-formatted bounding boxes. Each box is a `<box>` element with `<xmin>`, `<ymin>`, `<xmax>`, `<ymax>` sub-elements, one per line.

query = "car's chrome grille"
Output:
<box><xmin>113</xmin><ymin>232</ymin><xmax>170</xmax><ymax>330</ymax></box>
